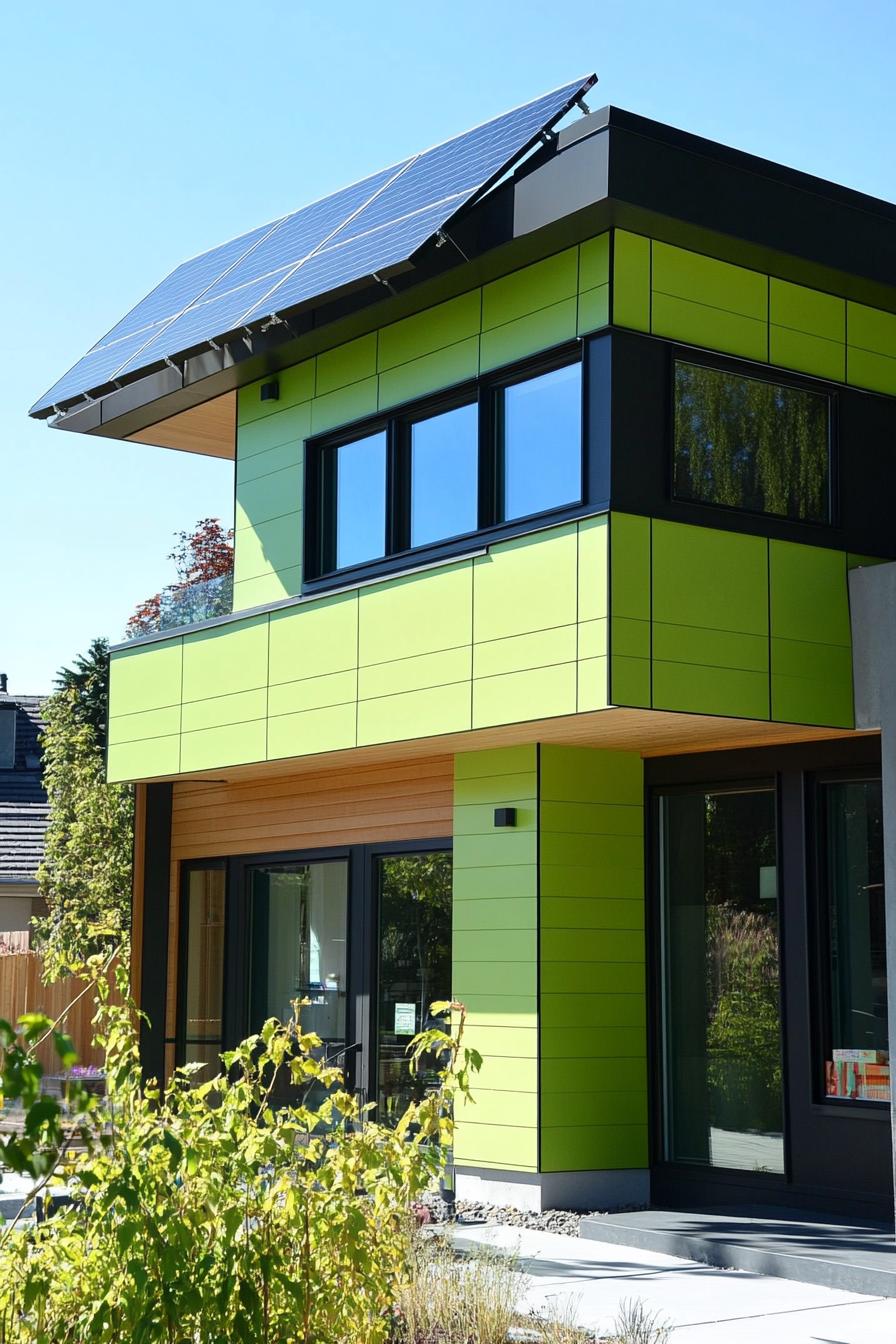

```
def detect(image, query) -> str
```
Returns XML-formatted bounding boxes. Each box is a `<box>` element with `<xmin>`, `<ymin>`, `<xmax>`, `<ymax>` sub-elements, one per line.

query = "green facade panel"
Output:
<box><xmin>108</xmin><ymin>519</ymin><xmax>608</xmax><ymax>782</ymax></box>
<box><xmin>613</xmin><ymin>229</ymin><xmax>896</xmax><ymax>395</ymax></box>
<box><xmin>607</xmin><ymin>513</ymin><xmax>857</xmax><ymax>728</ymax></box>
<box><xmin>612</xmin><ymin>231</ymin><xmax>650</xmax><ymax>331</ymax></box>
<box><xmin>230</xmin><ymin>236</ymin><xmax>612</xmax><ymax>615</ymax></box>
<box><xmin>452</xmin><ymin>745</ymin><xmax>539</xmax><ymax>1175</ymax></box>
<box><xmin>452</xmin><ymin>742</ymin><xmax>647</xmax><ymax>1180</ymax></box>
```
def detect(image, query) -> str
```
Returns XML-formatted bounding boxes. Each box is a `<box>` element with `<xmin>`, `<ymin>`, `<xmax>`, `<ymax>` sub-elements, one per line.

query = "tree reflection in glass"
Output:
<box><xmin>674</xmin><ymin>361</ymin><xmax>830</xmax><ymax>523</ymax></box>
<box><xmin>377</xmin><ymin>852</ymin><xmax>452</xmax><ymax>1123</ymax></box>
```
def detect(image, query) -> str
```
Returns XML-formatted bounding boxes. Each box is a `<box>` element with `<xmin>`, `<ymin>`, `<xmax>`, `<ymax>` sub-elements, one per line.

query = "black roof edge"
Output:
<box><xmin>41</xmin><ymin>103</ymin><xmax>896</xmax><ymax>441</ymax></box>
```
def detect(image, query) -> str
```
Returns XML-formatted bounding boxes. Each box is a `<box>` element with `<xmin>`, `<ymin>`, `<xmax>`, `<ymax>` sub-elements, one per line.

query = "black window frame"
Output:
<box><xmin>304</xmin><ymin>341</ymin><xmax>593</xmax><ymax>587</ymax></box>
<box><xmin>669</xmin><ymin>348</ymin><xmax>838</xmax><ymax>529</ymax></box>
<box><xmin>808</xmin><ymin>767</ymin><xmax>888</xmax><ymax>1111</ymax></box>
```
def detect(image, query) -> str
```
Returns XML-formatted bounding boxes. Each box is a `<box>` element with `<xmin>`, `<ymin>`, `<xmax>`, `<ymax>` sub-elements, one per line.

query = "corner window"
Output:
<box><xmin>673</xmin><ymin>360</ymin><xmax>831</xmax><ymax>524</ymax></box>
<box><xmin>499</xmin><ymin>362</ymin><xmax>583</xmax><ymax>522</ymax></box>
<box><xmin>309</xmin><ymin>350</ymin><xmax>584</xmax><ymax>579</ymax></box>
<box><xmin>818</xmin><ymin>777</ymin><xmax>889</xmax><ymax>1104</ymax></box>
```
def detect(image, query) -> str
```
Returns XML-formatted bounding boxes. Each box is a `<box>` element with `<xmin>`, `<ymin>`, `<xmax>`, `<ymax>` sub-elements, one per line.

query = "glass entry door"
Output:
<box><xmin>660</xmin><ymin>785</ymin><xmax>785</xmax><ymax>1175</ymax></box>
<box><xmin>247</xmin><ymin>861</ymin><xmax>349</xmax><ymax>1100</ymax></box>
<box><xmin>376</xmin><ymin>851</ymin><xmax>452</xmax><ymax>1122</ymax></box>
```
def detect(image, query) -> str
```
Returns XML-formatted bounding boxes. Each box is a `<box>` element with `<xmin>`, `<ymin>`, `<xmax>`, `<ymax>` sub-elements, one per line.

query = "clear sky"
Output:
<box><xmin>3</xmin><ymin>0</ymin><xmax>894</xmax><ymax>692</ymax></box>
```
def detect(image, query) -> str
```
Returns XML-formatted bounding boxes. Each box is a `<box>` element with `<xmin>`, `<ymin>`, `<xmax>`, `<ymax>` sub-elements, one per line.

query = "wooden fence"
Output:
<box><xmin>0</xmin><ymin>953</ymin><xmax>124</xmax><ymax>1073</ymax></box>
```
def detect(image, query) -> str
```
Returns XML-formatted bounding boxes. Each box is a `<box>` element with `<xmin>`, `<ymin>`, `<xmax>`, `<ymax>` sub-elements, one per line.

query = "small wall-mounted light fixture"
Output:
<box><xmin>494</xmin><ymin>807</ymin><xmax>517</xmax><ymax>828</ymax></box>
<box><xmin>260</xmin><ymin>379</ymin><xmax>280</xmax><ymax>402</ymax></box>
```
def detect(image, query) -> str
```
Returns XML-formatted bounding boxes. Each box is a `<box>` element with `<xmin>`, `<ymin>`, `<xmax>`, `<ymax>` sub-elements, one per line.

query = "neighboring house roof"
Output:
<box><xmin>0</xmin><ymin>696</ymin><xmax>49</xmax><ymax>884</ymax></box>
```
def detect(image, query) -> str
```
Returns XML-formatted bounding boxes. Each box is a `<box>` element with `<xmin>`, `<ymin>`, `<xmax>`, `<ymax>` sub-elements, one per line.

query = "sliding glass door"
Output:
<box><xmin>376</xmin><ymin>851</ymin><xmax>452</xmax><ymax>1122</ymax></box>
<box><xmin>660</xmin><ymin>785</ymin><xmax>785</xmax><ymax>1175</ymax></box>
<box><xmin>245</xmin><ymin>860</ymin><xmax>349</xmax><ymax>1107</ymax></box>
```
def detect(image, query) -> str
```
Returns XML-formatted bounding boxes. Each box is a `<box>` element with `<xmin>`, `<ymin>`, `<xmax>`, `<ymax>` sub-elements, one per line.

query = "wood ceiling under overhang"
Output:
<box><xmin>127</xmin><ymin>391</ymin><xmax>235</xmax><ymax>459</ymax></box>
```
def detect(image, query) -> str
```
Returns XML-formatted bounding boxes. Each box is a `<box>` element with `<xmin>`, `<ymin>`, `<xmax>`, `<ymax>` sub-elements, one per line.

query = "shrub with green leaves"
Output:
<box><xmin>0</xmin><ymin>967</ymin><xmax>479</xmax><ymax>1343</ymax></box>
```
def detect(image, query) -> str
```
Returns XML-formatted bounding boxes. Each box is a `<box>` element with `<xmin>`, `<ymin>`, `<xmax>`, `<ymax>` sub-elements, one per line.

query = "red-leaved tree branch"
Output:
<box><xmin>126</xmin><ymin>518</ymin><xmax>234</xmax><ymax>638</ymax></box>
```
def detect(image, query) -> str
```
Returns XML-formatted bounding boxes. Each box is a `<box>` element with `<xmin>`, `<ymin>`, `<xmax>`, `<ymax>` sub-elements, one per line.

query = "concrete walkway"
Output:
<box><xmin>451</xmin><ymin>1222</ymin><xmax>896</xmax><ymax>1342</ymax></box>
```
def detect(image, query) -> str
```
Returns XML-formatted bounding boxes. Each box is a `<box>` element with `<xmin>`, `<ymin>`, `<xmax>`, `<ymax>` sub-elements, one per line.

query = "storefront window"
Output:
<box><xmin>660</xmin><ymin>785</ymin><xmax>785</xmax><ymax>1173</ymax></box>
<box><xmin>377</xmin><ymin>851</ymin><xmax>452</xmax><ymax>1123</ymax></box>
<box><xmin>819</xmin><ymin>779</ymin><xmax>888</xmax><ymax>1103</ymax></box>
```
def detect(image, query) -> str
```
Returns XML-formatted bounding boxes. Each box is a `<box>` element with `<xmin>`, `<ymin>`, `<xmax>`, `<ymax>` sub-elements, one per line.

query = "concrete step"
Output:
<box><xmin>580</xmin><ymin>1205</ymin><xmax>896</xmax><ymax>1298</ymax></box>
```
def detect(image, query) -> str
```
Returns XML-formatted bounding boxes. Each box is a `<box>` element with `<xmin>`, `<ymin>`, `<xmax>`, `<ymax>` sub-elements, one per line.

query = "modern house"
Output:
<box><xmin>0</xmin><ymin>679</ymin><xmax>48</xmax><ymax>944</ymax></box>
<box><xmin>30</xmin><ymin>78</ymin><xmax>896</xmax><ymax>1223</ymax></box>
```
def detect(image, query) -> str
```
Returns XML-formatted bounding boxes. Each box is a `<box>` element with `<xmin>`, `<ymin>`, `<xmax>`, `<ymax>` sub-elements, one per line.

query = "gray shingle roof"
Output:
<box><xmin>0</xmin><ymin>696</ymin><xmax>48</xmax><ymax>882</ymax></box>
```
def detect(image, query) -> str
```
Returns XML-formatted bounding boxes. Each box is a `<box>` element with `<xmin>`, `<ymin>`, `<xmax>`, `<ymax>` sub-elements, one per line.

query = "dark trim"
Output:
<box><xmin>138</xmin><ymin>783</ymin><xmax>173</xmax><ymax>1082</ymax></box>
<box><xmin>611</xmin><ymin>327</ymin><xmax>896</xmax><ymax>561</ymax></box>
<box><xmin>669</xmin><ymin>348</ymin><xmax>837</xmax><ymax>530</ymax></box>
<box><xmin>646</xmin><ymin>734</ymin><xmax>892</xmax><ymax>1218</ymax></box>
<box><xmin>174</xmin><ymin>858</ymin><xmax>227</xmax><ymax>1067</ymax></box>
<box><xmin>809</xmin><ymin>767</ymin><xmax>888</xmax><ymax>1115</ymax></box>
<box><xmin>303</xmin><ymin>342</ymin><xmax>588</xmax><ymax>585</ymax></box>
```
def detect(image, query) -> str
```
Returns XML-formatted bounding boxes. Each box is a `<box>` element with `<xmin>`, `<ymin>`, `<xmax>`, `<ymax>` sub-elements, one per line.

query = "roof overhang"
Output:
<box><xmin>42</xmin><ymin>105</ymin><xmax>896</xmax><ymax>458</ymax></box>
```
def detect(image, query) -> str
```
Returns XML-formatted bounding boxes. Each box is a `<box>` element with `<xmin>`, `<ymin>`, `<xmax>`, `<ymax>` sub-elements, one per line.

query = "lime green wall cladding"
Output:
<box><xmin>232</xmin><ymin>239</ymin><xmax>610</xmax><ymax>612</ymax></box>
<box><xmin>608</xmin><ymin>513</ymin><xmax>855</xmax><ymax>728</ymax></box>
<box><xmin>452</xmin><ymin>744</ymin><xmax>647</xmax><ymax>1177</ymax></box>
<box><xmin>107</xmin><ymin>518</ymin><xmax>609</xmax><ymax>782</ymax></box>
<box><xmin>453</xmin><ymin>745</ymin><xmax>539</xmax><ymax>1173</ymax></box>
<box><xmin>613</xmin><ymin>228</ymin><xmax>896</xmax><ymax>392</ymax></box>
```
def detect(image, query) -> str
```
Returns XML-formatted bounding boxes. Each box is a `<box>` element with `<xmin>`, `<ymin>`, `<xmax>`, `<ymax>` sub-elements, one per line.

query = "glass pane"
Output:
<box><xmin>249</xmin><ymin>862</ymin><xmax>348</xmax><ymax>1052</ymax></box>
<box><xmin>501</xmin><ymin>363</ymin><xmax>582</xmax><ymax>521</ymax></box>
<box><xmin>330</xmin><ymin>430</ymin><xmax>387</xmax><ymax>569</ymax></box>
<box><xmin>661</xmin><ymin>787</ymin><xmax>785</xmax><ymax>1173</ymax></box>
<box><xmin>184</xmin><ymin>1042</ymin><xmax>222</xmax><ymax>1073</ymax></box>
<box><xmin>821</xmin><ymin>779</ymin><xmax>889</xmax><ymax>1103</ymax></box>
<box><xmin>183</xmin><ymin>866</ymin><xmax>225</xmax><ymax>1046</ymax></box>
<box><xmin>674</xmin><ymin>361</ymin><xmax>830</xmax><ymax>522</ymax></box>
<box><xmin>377</xmin><ymin>852</ymin><xmax>452</xmax><ymax>1123</ymax></box>
<box><xmin>410</xmin><ymin>403</ymin><xmax>478</xmax><ymax>547</ymax></box>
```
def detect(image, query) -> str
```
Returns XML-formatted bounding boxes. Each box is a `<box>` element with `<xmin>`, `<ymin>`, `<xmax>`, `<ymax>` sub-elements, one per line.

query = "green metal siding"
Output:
<box><xmin>232</xmin><ymin>238</ymin><xmax>611</xmax><ymax>612</ymax></box>
<box><xmin>452</xmin><ymin>743</ymin><xmax>647</xmax><ymax>1178</ymax></box>
<box><xmin>107</xmin><ymin>517</ymin><xmax>609</xmax><ymax>782</ymax></box>
<box><xmin>613</xmin><ymin>228</ymin><xmax>896</xmax><ymax>394</ymax></box>
<box><xmin>609</xmin><ymin>513</ymin><xmax>857</xmax><ymax>728</ymax></box>
<box><xmin>453</xmin><ymin>745</ymin><xmax>539</xmax><ymax>1173</ymax></box>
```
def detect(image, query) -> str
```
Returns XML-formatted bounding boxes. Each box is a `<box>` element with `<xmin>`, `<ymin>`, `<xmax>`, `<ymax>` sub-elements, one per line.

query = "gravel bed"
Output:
<box><xmin>419</xmin><ymin>1190</ymin><xmax>616</xmax><ymax>1238</ymax></box>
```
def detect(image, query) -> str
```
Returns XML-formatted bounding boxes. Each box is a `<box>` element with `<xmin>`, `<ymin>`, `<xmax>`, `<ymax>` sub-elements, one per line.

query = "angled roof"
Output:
<box><xmin>30</xmin><ymin>76</ymin><xmax>596</xmax><ymax>419</ymax></box>
<box><xmin>0</xmin><ymin>696</ymin><xmax>48</xmax><ymax>884</ymax></box>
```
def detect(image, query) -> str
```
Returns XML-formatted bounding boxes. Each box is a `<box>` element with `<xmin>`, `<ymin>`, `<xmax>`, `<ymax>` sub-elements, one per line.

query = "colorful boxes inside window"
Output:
<box><xmin>825</xmin><ymin>1049</ymin><xmax>890</xmax><ymax>1102</ymax></box>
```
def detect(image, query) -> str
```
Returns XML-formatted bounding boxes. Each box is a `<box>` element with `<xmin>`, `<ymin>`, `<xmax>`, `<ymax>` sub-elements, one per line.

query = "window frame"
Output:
<box><xmin>304</xmin><ymin>342</ymin><xmax>588</xmax><ymax>586</ymax></box>
<box><xmin>175</xmin><ymin>858</ymin><xmax>229</xmax><ymax>1069</ymax></box>
<box><xmin>809</xmin><ymin>768</ymin><xmax>888</xmax><ymax>1111</ymax></box>
<box><xmin>668</xmin><ymin>347</ymin><xmax>838</xmax><ymax>529</ymax></box>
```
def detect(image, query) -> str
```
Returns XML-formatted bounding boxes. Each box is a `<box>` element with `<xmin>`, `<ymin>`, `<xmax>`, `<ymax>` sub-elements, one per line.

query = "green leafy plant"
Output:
<box><xmin>34</xmin><ymin>682</ymin><xmax>133</xmax><ymax>981</ymax></box>
<box><xmin>0</xmin><ymin>975</ymin><xmax>480</xmax><ymax>1343</ymax></box>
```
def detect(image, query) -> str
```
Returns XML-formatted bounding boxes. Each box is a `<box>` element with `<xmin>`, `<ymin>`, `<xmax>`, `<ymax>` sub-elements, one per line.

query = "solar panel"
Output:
<box><xmin>31</xmin><ymin>75</ymin><xmax>595</xmax><ymax>416</ymax></box>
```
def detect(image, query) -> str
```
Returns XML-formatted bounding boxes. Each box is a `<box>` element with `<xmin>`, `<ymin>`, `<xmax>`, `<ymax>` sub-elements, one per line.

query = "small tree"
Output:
<box><xmin>126</xmin><ymin>517</ymin><xmax>234</xmax><ymax>638</ymax></box>
<box><xmin>34</xmin><ymin>644</ymin><xmax>133</xmax><ymax>980</ymax></box>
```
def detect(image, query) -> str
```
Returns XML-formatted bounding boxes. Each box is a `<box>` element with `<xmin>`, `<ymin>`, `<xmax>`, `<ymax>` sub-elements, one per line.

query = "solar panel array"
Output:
<box><xmin>32</xmin><ymin>75</ymin><xmax>595</xmax><ymax>416</ymax></box>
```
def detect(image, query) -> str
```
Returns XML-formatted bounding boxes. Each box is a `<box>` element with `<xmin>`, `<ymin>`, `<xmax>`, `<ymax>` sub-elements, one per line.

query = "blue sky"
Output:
<box><xmin>3</xmin><ymin>0</ymin><xmax>894</xmax><ymax>691</ymax></box>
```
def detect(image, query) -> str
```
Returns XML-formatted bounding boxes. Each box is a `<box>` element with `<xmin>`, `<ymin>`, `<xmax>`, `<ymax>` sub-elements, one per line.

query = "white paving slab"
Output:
<box><xmin>449</xmin><ymin>1222</ymin><xmax>896</xmax><ymax>1342</ymax></box>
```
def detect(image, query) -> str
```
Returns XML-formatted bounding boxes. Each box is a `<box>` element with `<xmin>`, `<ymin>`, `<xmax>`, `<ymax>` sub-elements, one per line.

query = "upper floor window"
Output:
<box><xmin>323</xmin><ymin>430</ymin><xmax>388</xmax><ymax>570</ymax></box>
<box><xmin>410</xmin><ymin>402</ymin><xmax>479</xmax><ymax>548</ymax></box>
<box><xmin>673</xmin><ymin>360</ymin><xmax>831</xmax><ymax>524</ymax></box>
<box><xmin>311</xmin><ymin>352</ymin><xmax>583</xmax><ymax>579</ymax></box>
<box><xmin>498</xmin><ymin>363</ymin><xmax>582</xmax><ymax>522</ymax></box>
